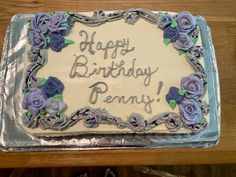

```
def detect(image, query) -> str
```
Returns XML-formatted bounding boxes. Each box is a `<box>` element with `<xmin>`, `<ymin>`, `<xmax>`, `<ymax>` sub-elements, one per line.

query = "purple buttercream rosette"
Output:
<box><xmin>48</xmin><ymin>11</ymin><xmax>72</xmax><ymax>35</ymax></box>
<box><xmin>30</xmin><ymin>13</ymin><xmax>51</xmax><ymax>34</ymax></box>
<box><xmin>158</xmin><ymin>13</ymin><xmax>173</xmax><ymax>29</ymax></box>
<box><xmin>49</xmin><ymin>32</ymin><xmax>66</xmax><ymax>52</ymax></box>
<box><xmin>28</xmin><ymin>31</ymin><xmax>47</xmax><ymax>49</ymax></box>
<box><xmin>173</xmin><ymin>33</ymin><xmax>194</xmax><ymax>51</ymax></box>
<box><xmin>163</xmin><ymin>26</ymin><xmax>180</xmax><ymax>42</ymax></box>
<box><xmin>22</xmin><ymin>88</ymin><xmax>46</xmax><ymax>117</ymax></box>
<box><xmin>42</xmin><ymin>76</ymin><xmax>64</xmax><ymax>98</ymax></box>
<box><xmin>166</xmin><ymin>87</ymin><xmax>184</xmax><ymax>104</ymax></box>
<box><xmin>45</xmin><ymin>97</ymin><xmax>66</xmax><ymax>116</ymax></box>
<box><xmin>181</xmin><ymin>76</ymin><xmax>203</xmax><ymax>100</ymax></box>
<box><xmin>28</xmin><ymin>11</ymin><xmax>73</xmax><ymax>52</ymax></box>
<box><xmin>179</xmin><ymin>99</ymin><xmax>202</xmax><ymax>125</ymax></box>
<box><xmin>175</xmin><ymin>11</ymin><xmax>196</xmax><ymax>33</ymax></box>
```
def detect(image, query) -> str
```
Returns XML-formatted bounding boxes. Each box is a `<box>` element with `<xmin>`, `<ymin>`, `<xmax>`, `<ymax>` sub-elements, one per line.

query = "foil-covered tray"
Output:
<box><xmin>0</xmin><ymin>11</ymin><xmax>220</xmax><ymax>152</ymax></box>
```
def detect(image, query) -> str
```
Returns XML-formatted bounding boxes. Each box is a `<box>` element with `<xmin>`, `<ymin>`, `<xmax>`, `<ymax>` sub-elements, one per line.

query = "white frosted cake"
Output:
<box><xmin>21</xmin><ymin>9</ymin><xmax>209</xmax><ymax>136</ymax></box>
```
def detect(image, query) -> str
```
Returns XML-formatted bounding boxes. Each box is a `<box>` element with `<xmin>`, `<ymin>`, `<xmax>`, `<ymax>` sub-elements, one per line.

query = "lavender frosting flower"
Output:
<box><xmin>181</xmin><ymin>76</ymin><xmax>203</xmax><ymax>100</ymax></box>
<box><xmin>42</xmin><ymin>76</ymin><xmax>64</xmax><ymax>98</ymax></box>
<box><xmin>30</xmin><ymin>13</ymin><xmax>51</xmax><ymax>34</ymax></box>
<box><xmin>173</xmin><ymin>33</ymin><xmax>194</xmax><ymax>51</ymax></box>
<box><xmin>158</xmin><ymin>13</ymin><xmax>173</xmax><ymax>29</ymax></box>
<box><xmin>45</xmin><ymin>97</ymin><xmax>66</xmax><ymax>116</ymax></box>
<box><xmin>166</xmin><ymin>87</ymin><xmax>184</xmax><ymax>104</ymax></box>
<box><xmin>176</xmin><ymin>11</ymin><xmax>196</xmax><ymax>33</ymax></box>
<box><xmin>163</xmin><ymin>26</ymin><xmax>180</xmax><ymax>42</ymax></box>
<box><xmin>28</xmin><ymin>31</ymin><xmax>47</xmax><ymax>49</ymax></box>
<box><xmin>179</xmin><ymin>99</ymin><xmax>202</xmax><ymax>125</ymax></box>
<box><xmin>48</xmin><ymin>11</ymin><xmax>72</xmax><ymax>35</ymax></box>
<box><xmin>22</xmin><ymin>88</ymin><xmax>46</xmax><ymax>117</ymax></box>
<box><xmin>49</xmin><ymin>32</ymin><xmax>66</xmax><ymax>52</ymax></box>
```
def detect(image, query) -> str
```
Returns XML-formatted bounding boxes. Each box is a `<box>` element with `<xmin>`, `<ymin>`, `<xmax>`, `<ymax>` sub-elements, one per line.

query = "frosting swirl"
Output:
<box><xmin>49</xmin><ymin>32</ymin><xmax>66</xmax><ymax>52</ymax></box>
<box><xmin>42</xmin><ymin>76</ymin><xmax>64</xmax><ymax>98</ymax></box>
<box><xmin>158</xmin><ymin>13</ymin><xmax>173</xmax><ymax>29</ymax></box>
<box><xmin>163</xmin><ymin>26</ymin><xmax>180</xmax><ymax>42</ymax></box>
<box><xmin>28</xmin><ymin>31</ymin><xmax>47</xmax><ymax>49</ymax></box>
<box><xmin>173</xmin><ymin>33</ymin><xmax>194</xmax><ymax>51</ymax></box>
<box><xmin>22</xmin><ymin>88</ymin><xmax>46</xmax><ymax>117</ymax></box>
<box><xmin>165</xmin><ymin>87</ymin><xmax>184</xmax><ymax>104</ymax></box>
<box><xmin>30</xmin><ymin>13</ymin><xmax>51</xmax><ymax>34</ymax></box>
<box><xmin>49</xmin><ymin>11</ymin><xmax>72</xmax><ymax>35</ymax></box>
<box><xmin>181</xmin><ymin>76</ymin><xmax>203</xmax><ymax>100</ymax></box>
<box><xmin>176</xmin><ymin>11</ymin><xmax>196</xmax><ymax>33</ymax></box>
<box><xmin>179</xmin><ymin>99</ymin><xmax>202</xmax><ymax>125</ymax></box>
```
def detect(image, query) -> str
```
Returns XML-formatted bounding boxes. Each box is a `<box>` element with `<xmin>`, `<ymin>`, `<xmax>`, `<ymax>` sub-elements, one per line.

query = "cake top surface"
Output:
<box><xmin>20</xmin><ymin>9</ymin><xmax>209</xmax><ymax>135</ymax></box>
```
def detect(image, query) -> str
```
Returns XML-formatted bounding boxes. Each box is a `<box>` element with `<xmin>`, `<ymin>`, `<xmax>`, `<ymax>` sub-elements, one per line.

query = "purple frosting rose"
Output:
<box><xmin>31</xmin><ymin>13</ymin><xmax>51</xmax><ymax>34</ymax></box>
<box><xmin>28</xmin><ymin>31</ymin><xmax>47</xmax><ymax>49</ymax></box>
<box><xmin>172</xmin><ymin>33</ymin><xmax>194</xmax><ymax>51</ymax></box>
<box><xmin>49</xmin><ymin>32</ymin><xmax>66</xmax><ymax>52</ymax></box>
<box><xmin>42</xmin><ymin>76</ymin><xmax>64</xmax><ymax>98</ymax></box>
<box><xmin>22</xmin><ymin>88</ymin><xmax>46</xmax><ymax>117</ymax></box>
<box><xmin>158</xmin><ymin>13</ymin><xmax>173</xmax><ymax>29</ymax></box>
<box><xmin>166</xmin><ymin>87</ymin><xmax>184</xmax><ymax>104</ymax></box>
<box><xmin>181</xmin><ymin>76</ymin><xmax>203</xmax><ymax>100</ymax></box>
<box><xmin>163</xmin><ymin>26</ymin><xmax>180</xmax><ymax>42</ymax></box>
<box><xmin>179</xmin><ymin>99</ymin><xmax>202</xmax><ymax>125</ymax></box>
<box><xmin>176</xmin><ymin>11</ymin><xmax>196</xmax><ymax>33</ymax></box>
<box><xmin>48</xmin><ymin>11</ymin><xmax>72</xmax><ymax>35</ymax></box>
<box><xmin>45</xmin><ymin>97</ymin><xmax>66</xmax><ymax>116</ymax></box>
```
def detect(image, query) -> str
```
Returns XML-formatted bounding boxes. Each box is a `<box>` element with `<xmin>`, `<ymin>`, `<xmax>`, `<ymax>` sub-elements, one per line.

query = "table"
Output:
<box><xmin>0</xmin><ymin>0</ymin><xmax>235</xmax><ymax>168</ymax></box>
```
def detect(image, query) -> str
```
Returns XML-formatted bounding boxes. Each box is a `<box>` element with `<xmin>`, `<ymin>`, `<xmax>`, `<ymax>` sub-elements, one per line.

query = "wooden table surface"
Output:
<box><xmin>0</xmin><ymin>0</ymin><xmax>235</xmax><ymax>168</ymax></box>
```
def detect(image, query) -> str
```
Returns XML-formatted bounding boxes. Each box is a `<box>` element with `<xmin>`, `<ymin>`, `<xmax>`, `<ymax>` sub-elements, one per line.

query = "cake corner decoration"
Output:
<box><xmin>28</xmin><ymin>11</ymin><xmax>75</xmax><ymax>53</ymax></box>
<box><xmin>22</xmin><ymin>9</ymin><xmax>209</xmax><ymax>134</ymax></box>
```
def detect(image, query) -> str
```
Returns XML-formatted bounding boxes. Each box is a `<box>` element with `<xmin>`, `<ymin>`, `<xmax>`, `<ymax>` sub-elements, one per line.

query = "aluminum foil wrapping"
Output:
<box><xmin>0</xmin><ymin>13</ymin><xmax>220</xmax><ymax>152</ymax></box>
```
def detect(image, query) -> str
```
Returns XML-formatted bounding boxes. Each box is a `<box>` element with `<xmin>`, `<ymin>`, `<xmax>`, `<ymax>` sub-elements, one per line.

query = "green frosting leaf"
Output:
<box><xmin>54</xmin><ymin>94</ymin><xmax>63</xmax><ymax>101</ymax></box>
<box><xmin>23</xmin><ymin>88</ymin><xmax>29</xmax><ymax>94</ymax></box>
<box><xmin>56</xmin><ymin>112</ymin><xmax>61</xmax><ymax>117</ymax></box>
<box><xmin>26</xmin><ymin>111</ymin><xmax>33</xmax><ymax>117</ymax></box>
<box><xmin>178</xmin><ymin>50</ymin><xmax>185</xmax><ymax>55</ymax></box>
<box><xmin>60</xmin><ymin>22</ymin><xmax>70</xmax><ymax>27</ymax></box>
<box><xmin>197</xmin><ymin>118</ymin><xmax>206</xmax><ymax>125</ymax></box>
<box><xmin>39</xmin><ymin>78</ymin><xmax>47</xmax><ymax>86</ymax></box>
<box><xmin>192</xmin><ymin>37</ymin><xmax>198</xmax><ymax>44</ymax></box>
<box><xmin>169</xmin><ymin>99</ymin><xmax>177</xmax><ymax>109</ymax></box>
<box><xmin>178</xmin><ymin>89</ymin><xmax>186</xmax><ymax>96</ymax></box>
<box><xmin>65</xmin><ymin>39</ymin><xmax>75</xmax><ymax>45</ymax></box>
<box><xmin>46</xmin><ymin>36</ymin><xmax>51</xmax><ymax>44</ymax></box>
<box><xmin>171</xmin><ymin>20</ymin><xmax>178</xmax><ymax>28</ymax></box>
<box><xmin>163</xmin><ymin>38</ymin><xmax>171</xmax><ymax>46</ymax></box>
<box><xmin>159</xmin><ymin>12</ymin><xmax>164</xmax><ymax>18</ymax></box>
<box><xmin>39</xmin><ymin>110</ymin><xmax>47</xmax><ymax>116</ymax></box>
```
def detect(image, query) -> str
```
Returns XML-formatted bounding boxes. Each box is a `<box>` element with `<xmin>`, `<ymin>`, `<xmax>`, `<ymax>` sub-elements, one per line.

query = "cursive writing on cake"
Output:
<box><xmin>89</xmin><ymin>82</ymin><xmax>155</xmax><ymax>114</ymax></box>
<box><xmin>79</xmin><ymin>30</ymin><xmax>135</xmax><ymax>59</ymax></box>
<box><xmin>70</xmin><ymin>54</ymin><xmax>159</xmax><ymax>86</ymax></box>
<box><xmin>69</xmin><ymin>29</ymin><xmax>161</xmax><ymax>114</ymax></box>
